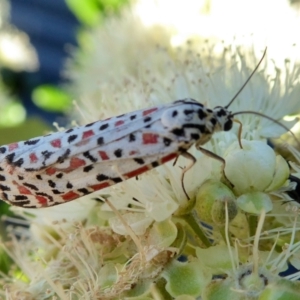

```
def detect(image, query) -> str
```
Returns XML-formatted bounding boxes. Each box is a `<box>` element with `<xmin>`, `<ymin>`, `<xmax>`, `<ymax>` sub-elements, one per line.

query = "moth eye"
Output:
<box><xmin>224</xmin><ymin>119</ymin><xmax>233</xmax><ymax>131</ymax></box>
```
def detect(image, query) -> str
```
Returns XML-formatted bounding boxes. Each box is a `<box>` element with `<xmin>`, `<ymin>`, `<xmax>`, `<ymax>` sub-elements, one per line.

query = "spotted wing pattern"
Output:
<box><xmin>0</xmin><ymin>99</ymin><xmax>231</xmax><ymax>208</ymax></box>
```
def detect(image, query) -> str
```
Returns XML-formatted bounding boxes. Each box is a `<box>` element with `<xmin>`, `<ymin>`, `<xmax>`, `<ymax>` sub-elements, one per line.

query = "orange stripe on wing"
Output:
<box><xmin>123</xmin><ymin>165</ymin><xmax>150</xmax><ymax>179</ymax></box>
<box><xmin>161</xmin><ymin>153</ymin><xmax>177</xmax><ymax>163</ymax></box>
<box><xmin>62</xmin><ymin>191</ymin><xmax>80</xmax><ymax>201</ymax></box>
<box><xmin>90</xmin><ymin>181</ymin><xmax>111</xmax><ymax>191</ymax></box>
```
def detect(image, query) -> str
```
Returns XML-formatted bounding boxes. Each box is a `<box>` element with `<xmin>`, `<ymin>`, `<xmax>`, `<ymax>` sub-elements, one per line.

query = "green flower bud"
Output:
<box><xmin>163</xmin><ymin>260</ymin><xmax>209</xmax><ymax>297</ymax></box>
<box><xmin>224</xmin><ymin>140</ymin><xmax>289</xmax><ymax>195</ymax></box>
<box><xmin>195</xmin><ymin>180</ymin><xmax>237</xmax><ymax>226</ymax></box>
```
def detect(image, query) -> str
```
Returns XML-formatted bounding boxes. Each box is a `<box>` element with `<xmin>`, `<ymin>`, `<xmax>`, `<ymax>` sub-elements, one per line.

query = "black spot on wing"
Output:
<box><xmin>15</xmin><ymin>195</ymin><xmax>28</xmax><ymax>201</ymax></box>
<box><xmin>0</xmin><ymin>175</ymin><xmax>5</xmax><ymax>181</ymax></box>
<box><xmin>14</xmin><ymin>158</ymin><xmax>24</xmax><ymax>167</ymax></box>
<box><xmin>48</xmin><ymin>180</ymin><xmax>56</xmax><ymax>188</ymax></box>
<box><xmin>85</xmin><ymin>122</ymin><xmax>95</xmax><ymax>127</ymax></box>
<box><xmin>66</xmin><ymin>182</ymin><xmax>73</xmax><ymax>189</ymax></box>
<box><xmin>97</xmin><ymin>174</ymin><xmax>109</xmax><ymax>181</ymax></box>
<box><xmin>99</xmin><ymin>123</ymin><xmax>109</xmax><ymax>130</ymax></box>
<box><xmin>184</xmin><ymin>109</ymin><xmax>194</xmax><ymax>115</ymax></box>
<box><xmin>6</xmin><ymin>153</ymin><xmax>15</xmax><ymax>164</ymax></box>
<box><xmin>83</xmin><ymin>151</ymin><xmax>97</xmax><ymax>163</ymax></box>
<box><xmin>129</xmin><ymin>133</ymin><xmax>136</xmax><ymax>142</ymax></box>
<box><xmin>13</xmin><ymin>197</ymin><xmax>31</xmax><ymax>206</ymax></box>
<box><xmin>134</xmin><ymin>158</ymin><xmax>145</xmax><ymax>165</ymax></box>
<box><xmin>6</xmin><ymin>153</ymin><xmax>24</xmax><ymax>167</ymax></box>
<box><xmin>57</xmin><ymin>149</ymin><xmax>71</xmax><ymax>163</ymax></box>
<box><xmin>52</xmin><ymin>189</ymin><xmax>63</xmax><ymax>194</ymax></box>
<box><xmin>56</xmin><ymin>173</ymin><xmax>63</xmax><ymax>179</ymax></box>
<box><xmin>24</xmin><ymin>139</ymin><xmax>40</xmax><ymax>145</ymax></box>
<box><xmin>96</xmin><ymin>174</ymin><xmax>121</xmax><ymax>183</ymax></box>
<box><xmin>97</xmin><ymin>137</ymin><xmax>104</xmax><ymax>145</ymax></box>
<box><xmin>114</xmin><ymin>149</ymin><xmax>122</xmax><ymax>158</ymax></box>
<box><xmin>0</xmin><ymin>184</ymin><xmax>10</xmax><ymax>191</ymax></box>
<box><xmin>68</xmin><ymin>135</ymin><xmax>77</xmax><ymax>143</ymax></box>
<box><xmin>0</xmin><ymin>147</ymin><xmax>7</xmax><ymax>154</ymax></box>
<box><xmin>23</xmin><ymin>182</ymin><xmax>39</xmax><ymax>191</ymax></box>
<box><xmin>83</xmin><ymin>165</ymin><xmax>94</xmax><ymax>172</ymax></box>
<box><xmin>24</xmin><ymin>168</ymin><xmax>36</xmax><ymax>172</ymax></box>
<box><xmin>78</xmin><ymin>188</ymin><xmax>89</xmax><ymax>194</ymax></box>
<box><xmin>42</xmin><ymin>150</ymin><xmax>54</xmax><ymax>160</ymax></box>
<box><xmin>66</xmin><ymin>128</ymin><xmax>73</xmax><ymax>133</ymax></box>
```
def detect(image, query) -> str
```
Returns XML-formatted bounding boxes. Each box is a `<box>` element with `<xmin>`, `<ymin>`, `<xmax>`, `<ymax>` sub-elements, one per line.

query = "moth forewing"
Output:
<box><xmin>0</xmin><ymin>49</ymin><xmax>273</xmax><ymax>208</ymax></box>
<box><xmin>0</xmin><ymin>101</ymin><xmax>208</xmax><ymax>207</ymax></box>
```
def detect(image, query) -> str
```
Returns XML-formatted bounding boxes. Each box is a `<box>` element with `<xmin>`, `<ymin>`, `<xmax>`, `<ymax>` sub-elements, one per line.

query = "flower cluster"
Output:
<box><xmin>2</xmin><ymin>6</ymin><xmax>300</xmax><ymax>300</ymax></box>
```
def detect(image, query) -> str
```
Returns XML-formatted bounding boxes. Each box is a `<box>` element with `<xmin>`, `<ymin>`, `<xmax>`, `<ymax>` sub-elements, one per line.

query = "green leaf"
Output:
<box><xmin>65</xmin><ymin>0</ymin><xmax>130</xmax><ymax>26</ymax></box>
<box><xmin>65</xmin><ymin>0</ymin><xmax>101</xmax><ymax>26</ymax></box>
<box><xmin>32</xmin><ymin>85</ymin><xmax>72</xmax><ymax>112</ymax></box>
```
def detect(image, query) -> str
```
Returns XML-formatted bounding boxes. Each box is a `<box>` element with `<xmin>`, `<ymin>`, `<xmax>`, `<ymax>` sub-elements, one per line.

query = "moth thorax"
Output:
<box><xmin>213</xmin><ymin>106</ymin><xmax>233</xmax><ymax>132</ymax></box>
<box><xmin>161</xmin><ymin>103</ymin><xmax>207</xmax><ymax>130</ymax></box>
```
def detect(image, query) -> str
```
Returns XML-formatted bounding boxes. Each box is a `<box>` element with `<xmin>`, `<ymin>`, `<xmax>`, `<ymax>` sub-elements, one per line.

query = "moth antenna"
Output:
<box><xmin>232</xmin><ymin>110</ymin><xmax>300</xmax><ymax>149</ymax></box>
<box><xmin>225</xmin><ymin>48</ymin><xmax>267</xmax><ymax>109</ymax></box>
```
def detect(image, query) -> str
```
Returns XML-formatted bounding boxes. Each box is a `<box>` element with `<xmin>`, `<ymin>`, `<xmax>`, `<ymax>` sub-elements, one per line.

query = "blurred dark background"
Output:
<box><xmin>8</xmin><ymin>0</ymin><xmax>79</xmax><ymax>124</ymax></box>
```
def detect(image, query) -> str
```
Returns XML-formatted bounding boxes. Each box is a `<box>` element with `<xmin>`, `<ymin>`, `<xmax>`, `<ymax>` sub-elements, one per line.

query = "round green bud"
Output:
<box><xmin>195</xmin><ymin>180</ymin><xmax>237</xmax><ymax>226</ymax></box>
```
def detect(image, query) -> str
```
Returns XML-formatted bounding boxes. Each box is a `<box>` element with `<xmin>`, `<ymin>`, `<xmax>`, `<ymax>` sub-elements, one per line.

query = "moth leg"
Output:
<box><xmin>179</xmin><ymin>151</ymin><xmax>197</xmax><ymax>200</ymax></box>
<box><xmin>173</xmin><ymin>155</ymin><xmax>180</xmax><ymax>166</ymax></box>
<box><xmin>233</xmin><ymin>119</ymin><xmax>243</xmax><ymax>149</ymax></box>
<box><xmin>197</xmin><ymin>146</ymin><xmax>233</xmax><ymax>187</ymax></box>
<box><xmin>197</xmin><ymin>147</ymin><xmax>225</xmax><ymax>165</ymax></box>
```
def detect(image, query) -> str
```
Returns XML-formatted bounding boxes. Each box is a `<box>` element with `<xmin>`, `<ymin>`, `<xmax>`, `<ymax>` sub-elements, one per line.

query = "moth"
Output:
<box><xmin>0</xmin><ymin>49</ymin><xmax>282</xmax><ymax>208</ymax></box>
